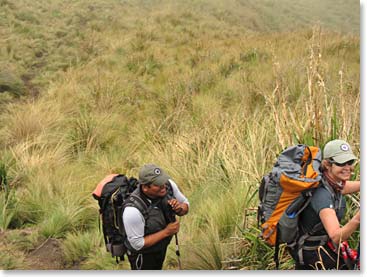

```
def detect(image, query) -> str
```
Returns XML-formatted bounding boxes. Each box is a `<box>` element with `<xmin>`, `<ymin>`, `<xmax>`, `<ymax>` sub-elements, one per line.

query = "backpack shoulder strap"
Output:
<box><xmin>166</xmin><ymin>180</ymin><xmax>174</xmax><ymax>198</ymax></box>
<box><xmin>321</xmin><ymin>180</ymin><xmax>336</xmax><ymax>199</ymax></box>
<box><xmin>321</xmin><ymin>179</ymin><xmax>342</xmax><ymax>212</ymax></box>
<box><xmin>124</xmin><ymin>195</ymin><xmax>149</xmax><ymax>219</ymax></box>
<box><xmin>295</xmin><ymin>180</ymin><xmax>338</xmax><ymax>265</ymax></box>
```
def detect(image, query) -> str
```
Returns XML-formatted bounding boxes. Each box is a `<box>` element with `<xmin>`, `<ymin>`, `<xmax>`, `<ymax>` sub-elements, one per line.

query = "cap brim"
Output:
<box><xmin>333</xmin><ymin>153</ymin><xmax>357</xmax><ymax>163</ymax></box>
<box><xmin>152</xmin><ymin>173</ymin><xmax>169</xmax><ymax>186</ymax></box>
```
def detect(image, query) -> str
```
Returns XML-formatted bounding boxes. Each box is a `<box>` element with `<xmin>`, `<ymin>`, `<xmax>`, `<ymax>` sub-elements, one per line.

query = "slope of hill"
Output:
<box><xmin>0</xmin><ymin>0</ymin><xmax>359</xmax><ymax>100</ymax></box>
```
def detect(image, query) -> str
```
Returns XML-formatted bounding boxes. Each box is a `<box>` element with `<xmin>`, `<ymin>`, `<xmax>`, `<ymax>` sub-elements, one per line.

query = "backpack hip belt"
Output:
<box><xmin>296</xmin><ymin>233</ymin><xmax>329</xmax><ymax>265</ymax></box>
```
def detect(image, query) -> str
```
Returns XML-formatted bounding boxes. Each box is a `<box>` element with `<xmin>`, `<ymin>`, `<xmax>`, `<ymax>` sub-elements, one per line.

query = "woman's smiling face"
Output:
<box><xmin>328</xmin><ymin>160</ymin><xmax>355</xmax><ymax>182</ymax></box>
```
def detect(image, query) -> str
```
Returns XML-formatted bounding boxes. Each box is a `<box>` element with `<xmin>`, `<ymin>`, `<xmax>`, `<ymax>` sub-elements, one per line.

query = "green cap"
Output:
<box><xmin>139</xmin><ymin>164</ymin><xmax>170</xmax><ymax>186</ymax></box>
<box><xmin>323</xmin><ymin>139</ymin><xmax>357</xmax><ymax>163</ymax></box>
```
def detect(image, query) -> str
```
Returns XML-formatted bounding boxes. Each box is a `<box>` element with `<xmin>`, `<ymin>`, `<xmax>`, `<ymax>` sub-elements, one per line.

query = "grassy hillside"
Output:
<box><xmin>0</xmin><ymin>0</ymin><xmax>359</xmax><ymax>100</ymax></box>
<box><xmin>0</xmin><ymin>0</ymin><xmax>360</xmax><ymax>270</ymax></box>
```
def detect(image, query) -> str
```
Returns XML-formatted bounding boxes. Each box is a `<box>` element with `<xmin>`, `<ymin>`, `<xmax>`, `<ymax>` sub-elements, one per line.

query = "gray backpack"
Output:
<box><xmin>257</xmin><ymin>144</ymin><xmax>322</xmax><ymax>268</ymax></box>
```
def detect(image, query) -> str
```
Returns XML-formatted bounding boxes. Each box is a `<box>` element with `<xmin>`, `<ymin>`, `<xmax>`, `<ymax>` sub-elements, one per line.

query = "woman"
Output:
<box><xmin>291</xmin><ymin>139</ymin><xmax>360</xmax><ymax>270</ymax></box>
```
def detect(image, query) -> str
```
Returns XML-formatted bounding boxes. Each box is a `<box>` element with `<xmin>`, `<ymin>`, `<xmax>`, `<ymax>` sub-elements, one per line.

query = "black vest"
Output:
<box><xmin>124</xmin><ymin>184</ymin><xmax>174</xmax><ymax>254</ymax></box>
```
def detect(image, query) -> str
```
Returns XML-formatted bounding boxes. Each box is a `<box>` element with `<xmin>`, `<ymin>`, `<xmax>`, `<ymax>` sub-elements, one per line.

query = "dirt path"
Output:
<box><xmin>25</xmin><ymin>238</ymin><xmax>65</xmax><ymax>270</ymax></box>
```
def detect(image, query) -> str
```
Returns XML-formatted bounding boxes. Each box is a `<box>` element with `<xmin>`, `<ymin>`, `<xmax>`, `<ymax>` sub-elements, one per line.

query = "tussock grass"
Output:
<box><xmin>8</xmin><ymin>137</ymin><xmax>71</xmax><ymax>176</ymax></box>
<box><xmin>38</xmin><ymin>200</ymin><xmax>91</xmax><ymax>239</ymax></box>
<box><xmin>0</xmin><ymin>190</ymin><xmax>18</xmax><ymax>232</ymax></box>
<box><xmin>2</xmin><ymin>228</ymin><xmax>39</xmax><ymax>253</ymax></box>
<box><xmin>62</xmin><ymin>230</ymin><xmax>100</xmax><ymax>266</ymax></box>
<box><xmin>0</xmin><ymin>247</ymin><xmax>26</xmax><ymax>270</ymax></box>
<box><xmin>0</xmin><ymin>101</ymin><xmax>63</xmax><ymax>147</ymax></box>
<box><xmin>62</xmin><ymin>229</ymin><xmax>130</xmax><ymax>269</ymax></box>
<box><xmin>80</xmin><ymin>249</ymin><xmax>129</xmax><ymax>270</ymax></box>
<box><xmin>180</xmin><ymin>225</ymin><xmax>224</xmax><ymax>270</ymax></box>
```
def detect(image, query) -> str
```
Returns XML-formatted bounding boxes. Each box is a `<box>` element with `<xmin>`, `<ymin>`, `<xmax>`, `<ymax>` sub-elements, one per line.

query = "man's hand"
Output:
<box><xmin>165</xmin><ymin>221</ymin><xmax>180</xmax><ymax>236</ymax></box>
<box><xmin>168</xmin><ymin>199</ymin><xmax>183</xmax><ymax>214</ymax></box>
<box><xmin>167</xmin><ymin>199</ymin><xmax>189</xmax><ymax>216</ymax></box>
<box><xmin>143</xmin><ymin>221</ymin><xmax>180</xmax><ymax>249</ymax></box>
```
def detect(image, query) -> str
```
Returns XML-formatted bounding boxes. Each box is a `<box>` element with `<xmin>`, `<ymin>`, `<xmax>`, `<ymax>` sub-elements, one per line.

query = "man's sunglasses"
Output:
<box><xmin>149</xmin><ymin>181</ymin><xmax>169</xmax><ymax>188</ymax></box>
<box><xmin>328</xmin><ymin>159</ymin><xmax>355</xmax><ymax>167</ymax></box>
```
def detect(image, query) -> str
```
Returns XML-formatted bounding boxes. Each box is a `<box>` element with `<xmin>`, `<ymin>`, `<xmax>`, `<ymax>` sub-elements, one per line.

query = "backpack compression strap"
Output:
<box><xmin>274</xmin><ymin>225</ymin><xmax>281</xmax><ymax>269</ymax></box>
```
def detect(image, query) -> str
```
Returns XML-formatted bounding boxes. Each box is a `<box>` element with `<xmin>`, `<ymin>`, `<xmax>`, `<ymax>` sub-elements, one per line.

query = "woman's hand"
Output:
<box><xmin>320</xmin><ymin>208</ymin><xmax>360</xmax><ymax>244</ymax></box>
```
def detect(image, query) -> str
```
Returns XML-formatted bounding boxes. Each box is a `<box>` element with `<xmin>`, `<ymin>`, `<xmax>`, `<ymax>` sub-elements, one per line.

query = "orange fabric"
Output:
<box><xmin>261</xmin><ymin>223</ymin><xmax>277</xmax><ymax>245</ymax></box>
<box><xmin>279</xmin><ymin>175</ymin><xmax>319</xmax><ymax>193</ymax></box>
<box><xmin>92</xmin><ymin>174</ymin><xmax>119</xmax><ymax>198</ymax></box>
<box><xmin>261</xmin><ymin>190</ymin><xmax>299</xmax><ymax>245</ymax></box>
<box><xmin>304</xmin><ymin>146</ymin><xmax>321</xmax><ymax>178</ymax></box>
<box><xmin>261</xmin><ymin>146</ymin><xmax>322</xmax><ymax>246</ymax></box>
<box><xmin>262</xmin><ymin>175</ymin><xmax>320</xmax><ymax>244</ymax></box>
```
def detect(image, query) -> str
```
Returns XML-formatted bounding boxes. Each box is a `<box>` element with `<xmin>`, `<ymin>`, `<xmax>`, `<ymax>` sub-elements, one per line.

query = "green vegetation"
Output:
<box><xmin>0</xmin><ymin>0</ymin><xmax>360</xmax><ymax>270</ymax></box>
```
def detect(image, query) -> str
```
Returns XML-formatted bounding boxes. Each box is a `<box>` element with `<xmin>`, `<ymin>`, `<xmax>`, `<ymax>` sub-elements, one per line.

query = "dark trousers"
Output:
<box><xmin>128</xmin><ymin>248</ymin><xmax>168</xmax><ymax>270</ymax></box>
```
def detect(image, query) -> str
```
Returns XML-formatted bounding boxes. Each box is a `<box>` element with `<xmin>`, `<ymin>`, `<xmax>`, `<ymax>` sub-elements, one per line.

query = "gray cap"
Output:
<box><xmin>139</xmin><ymin>164</ymin><xmax>170</xmax><ymax>186</ymax></box>
<box><xmin>323</xmin><ymin>139</ymin><xmax>357</xmax><ymax>163</ymax></box>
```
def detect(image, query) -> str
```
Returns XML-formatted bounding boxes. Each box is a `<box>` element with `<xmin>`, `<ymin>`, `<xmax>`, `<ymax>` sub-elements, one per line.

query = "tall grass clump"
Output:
<box><xmin>0</xmin><ymin>191</ymin><xmax>17</xmax><ymax>232</ymax></box>
<box><xmin>61</xmin><ymin>229</ymin><xmax>130</xmax><ymax>269</ymax></box>
<box><xmin>14</xmin><ymin>162</ymin><xmax>96</xmax><ymax>236</ymax></box>
<box><xmin>0</xmin><ymin>162</ymin><xmax>19</xmax><ymax>231</ymax></box>
<box><xmin>257</xmin><ymin>26</ymin><xmax>359</xmax><ymax>150</ymax></box>
<box><xmin>62</xmin><ymin>230</ymin><xmax>100</xmax><ymax>267</ymax></box>
<box><xmin>0</xmin><ymin>100</ymin><xmax>63</xmax><ymax>148</ymax></box>
<box><xmin>0</xmin><ymin>248</ymin><xmax>26</xmax><ymax>270</ymax></box>
<box><xmin>180</xmin><ymin>225</ymin><xmax>223</xmax><ymax>270</ymax></box>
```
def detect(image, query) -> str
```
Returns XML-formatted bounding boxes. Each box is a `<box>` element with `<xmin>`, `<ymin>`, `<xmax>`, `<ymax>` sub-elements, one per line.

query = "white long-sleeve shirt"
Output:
<box><xmin>123</xmin><ymin>179</ymin><xmax>189</xmax><ymax>251</ymax></box>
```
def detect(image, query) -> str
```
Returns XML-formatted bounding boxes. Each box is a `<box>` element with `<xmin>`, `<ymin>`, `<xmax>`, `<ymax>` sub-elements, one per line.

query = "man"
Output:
<box><xmin>122</xmin><ymin>164</ymin><xmax>189</xmax><ymax>270</ymax></box>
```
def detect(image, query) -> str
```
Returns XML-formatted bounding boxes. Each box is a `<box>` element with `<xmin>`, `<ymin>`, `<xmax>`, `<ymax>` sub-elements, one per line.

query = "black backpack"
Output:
<box><xmin>92</xmin><ymin>174</ymin><xmax>139</xmax><ymax>263</ymax></box>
